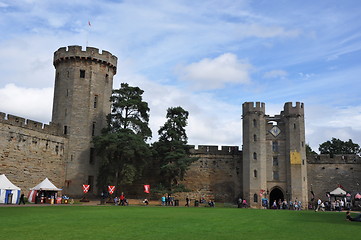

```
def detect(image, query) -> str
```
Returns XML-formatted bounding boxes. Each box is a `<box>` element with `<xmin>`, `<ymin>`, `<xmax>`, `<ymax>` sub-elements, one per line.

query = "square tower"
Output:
<box><xmin>242</xmin><ymin>102</ymin><xmax>308</xmax><ymax>208</ymax></box>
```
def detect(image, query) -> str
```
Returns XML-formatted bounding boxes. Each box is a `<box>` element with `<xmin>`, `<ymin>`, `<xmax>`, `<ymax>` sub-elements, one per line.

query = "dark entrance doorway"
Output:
<box><xmin>269</xmin><ymin>188</ymin><xmax>284</xmax><ymax>209</ymax></box>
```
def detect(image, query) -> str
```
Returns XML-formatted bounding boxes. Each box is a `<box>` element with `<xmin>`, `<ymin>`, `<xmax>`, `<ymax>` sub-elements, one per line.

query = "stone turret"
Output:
<box><xmin>282</xmin><ymin>102</ymin><xmax>308</xmax><ymax>205</ymax></box>
<box><xmin>242</xmin><ymin>102</ymin><xmax>267</xmax><ymax>208</ymax></box>
<box><xmin>51</xmin><ymin>45</ymin><xmax>117</xmax><ymax>196</ymax></box>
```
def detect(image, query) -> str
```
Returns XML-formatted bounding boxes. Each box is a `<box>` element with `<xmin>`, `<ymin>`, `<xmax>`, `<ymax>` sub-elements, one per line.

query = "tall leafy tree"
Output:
<box><xmin>153</xmin><ymin>106</ymin><xmax>197</xmax><ymax>190</ymax></box>
<box><xmin>318</xmin><ymin>138</ymin><xmax>360</xmax><ymax>155</ymax></box>
<box><xmin>306</xmin><ymin>144</ymin><xmax>317</xmax><ymax>155</ymax></box>
<box><xmin>107</xmin><ymin>83</ymin><xmax>151</xmax><ymax>139</ymax></box>
<box><xmin>93</xmin><ymin>83</ymin><xmax>152</xmax><ymax>190</ymax></box>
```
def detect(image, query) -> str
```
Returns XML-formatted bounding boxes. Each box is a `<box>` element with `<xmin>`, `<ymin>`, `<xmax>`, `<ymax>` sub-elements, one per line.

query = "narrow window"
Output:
<box><xmin>272</xmin><ymin>141</ymin><xmax>278</xmax><ymax>152</ymax></box>
<box><xmin>273</xmin><ymin>156</ymin><xmax>278</xmax><ymax>166</ymax></box>
<box><xmin>253</xmin><ymin>134</ymin><xmax>257</xmax><ymax>142</ymax></box>
<box><xmin>302</xmin><ymin>159</ymin><xmax>305</xmax><ymax>165</ymax></box>
<box><xmin>89</xmin><ymin>148</ymin><xmax>95</xmax><ymax>164</ymax></box>
<box><xmin>80</xmin><ymin>70</ymin><xmax>85</xmax><ymax>78</ymax></box>
<box><xmin>253</xmin><ymin>152</ymin><xmax>257</xmax><ymax>160</ymax></box>
<box><xmin>273</xmin><ymin>171</ymin><xmax>279</xmax><ymax>180</ymax></box>
<box><xmin>94</xmin><ymin>95</ymin><xmax>98</xmax><ymax>108</ymax></box>
<box><xmin>253</xmin><ymin>119</ymin><xmax>257</xmax><ymax>127</ymax></box>
<box><xmin>254</xmin><ymin>170</ymin><xmax>257</xmax><ymax>178</ymax></box>
<box><xmin>293</xmin><ymin>123</ymin><xmax>296</xmax><ymax>129</ymax></box>
<box><xmin>64</xmin><ymin>126</ymin><xmax>68</xmax><ymax>135</ymax></box>
<box><xmin>66</xmin><ymin>89</ymin><xmax>69</xmax><ymax>96</ymax></box>
<box><xmin>254</xmin><ymin>194</ymin><xmax>258</xmax><ymax>203</ymax></box>
<box><xmin>92</xmin><ymin>122</ymin><xmax>96</xmax><ymax>136</ymax></box>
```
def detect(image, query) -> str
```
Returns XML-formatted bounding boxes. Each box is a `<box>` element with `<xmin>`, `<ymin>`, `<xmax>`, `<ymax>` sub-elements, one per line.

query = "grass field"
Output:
<box><xmin>0</xmin><ymin>205</ymin><xmax>359</xmax><ymax>240</ymax></box>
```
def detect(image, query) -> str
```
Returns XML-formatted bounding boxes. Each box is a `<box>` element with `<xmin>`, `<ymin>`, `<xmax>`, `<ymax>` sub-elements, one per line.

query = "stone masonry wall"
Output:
<box><xmin>180</xmin><ymin>145</ymin><xmax>242</xmax><ymax>202</ymax></box>
<box><xmin>307</xmin><ymin>154</ymin><xmax>361</xmax><ymax>202</ymax></box>
<box><xmin>0</xmin><ymin>113</ymin><xmax>66</xmax><ymax>196</ymax></box>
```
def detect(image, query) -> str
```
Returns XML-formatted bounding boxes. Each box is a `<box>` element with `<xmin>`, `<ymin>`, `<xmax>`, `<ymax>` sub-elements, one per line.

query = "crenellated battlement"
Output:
<box><xmin>308</xmin><ymin>153</ymin><xmax>361</xmax><ymax>164</ymax></box>
<box><xmin>53</xmin><ymin>45</ymin><xmax>117</xmax><ymax>72</ymax></box>
<box><xmin>242</xmin><ymin>102</ymin><xmax>265</xmax><ymax>115</ymax></box>
<box><xmin>282</xmin><ymin>102</ymin><xmax>304</xmax><ymax>116</ymax></box>
<box><xmin>0</xmin><ymin>112</ymin><xmax>63</xmax><ymax>136</ymax></box>
<box><xmin>190</xmin><ymin>145</ymin><xmax>241</xmax><ymax>155</ymax></box>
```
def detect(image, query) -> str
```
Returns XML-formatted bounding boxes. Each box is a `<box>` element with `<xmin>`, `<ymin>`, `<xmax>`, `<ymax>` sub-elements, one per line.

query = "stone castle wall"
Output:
<box><xmin>181</xmin><ymin>145</ymin><xmax>242</xmax><ymax>202</ymax></box>
<box><xmin>307</xmin><ymin>154</ymin><xmax>361</xmax><ymax>202</ymax></box>
<box><xmin>0</xmin><ymin>113</ymin><xmax>66</xmax><ymax>195</ymax></box>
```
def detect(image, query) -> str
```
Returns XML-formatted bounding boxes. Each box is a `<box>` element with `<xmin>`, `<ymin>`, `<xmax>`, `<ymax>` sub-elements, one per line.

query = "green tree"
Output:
<box><xmin>108</xmin><ymin>83</ymin><xmax>151</xmax><ymax>139</ymax></box>
<box><xmin>318</xmin><ymin>138</ymin><xmax>360</xmax><ymax>155</ymax></box>
<box><xmin>306</xmin><ymin>144</ymin><xmax>317</xmax><ymax>155</ymax></box>
<box><xmin>153</xmin><ymin>106</ymin><xmax>197</xmax><ymax>190</ymax></box>
<box><xmin>93</xmin><ymin>83</ymin><xmax>152</xmax><ymax>190</ymax></box>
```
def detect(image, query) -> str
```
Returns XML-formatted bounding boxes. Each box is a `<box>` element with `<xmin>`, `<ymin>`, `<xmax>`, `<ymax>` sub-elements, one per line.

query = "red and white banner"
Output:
<box><xmin>82</xmin><ymin>184</ymin><xmax>90</xmax><ymax>193</ymax></box>
<box><xmin>144</xmin><ymin>185</ymin><xmax>150</xmax><ymax>194</ymax></box>
<box><xmin>108</xmin><ymin>186</ymin><xmax>115</xmax><ymax>195</ymax></box>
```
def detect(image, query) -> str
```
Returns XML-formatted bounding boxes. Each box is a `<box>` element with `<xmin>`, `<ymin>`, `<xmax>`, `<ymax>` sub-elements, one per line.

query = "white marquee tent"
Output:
<box><xmin>329</xmin><ymin>187</ymin><xmax>347</xmax><ymax>196</ymax></box>
<box><xmin>0</xmin><ymin>174</ymin><xmax>21</xmax><ymax>204</ymax></box>
<box><xmin>28</xmin><ymin>178</ymin><xmax>62</xmax><ymax>203</ymax></box>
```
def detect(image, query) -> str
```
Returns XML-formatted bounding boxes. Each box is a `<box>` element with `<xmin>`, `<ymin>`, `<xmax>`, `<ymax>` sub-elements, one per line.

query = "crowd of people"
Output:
<box><xmin>314</xmin><ymin>198</ymin><xmax>352</xmax><ymax>212</ymax></box>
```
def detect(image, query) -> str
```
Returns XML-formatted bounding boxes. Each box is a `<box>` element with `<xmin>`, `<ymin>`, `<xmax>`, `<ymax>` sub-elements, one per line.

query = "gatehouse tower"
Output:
<box><xmin>242</xmin><ymin>102</ymin><xmax>308</xmax><ymax>208</ymax></box>
<box><xmin>51</xmin><ymin>46</ymin><xmax>117</xmax><ymax>196</ymax></box>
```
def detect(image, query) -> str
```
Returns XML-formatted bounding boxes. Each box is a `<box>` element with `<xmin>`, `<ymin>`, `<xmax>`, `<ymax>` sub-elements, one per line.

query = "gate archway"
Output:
<box><xmin>269</xmin><ymin>187</ymin><xmax>284</xmax><ymax>208</ymax></box>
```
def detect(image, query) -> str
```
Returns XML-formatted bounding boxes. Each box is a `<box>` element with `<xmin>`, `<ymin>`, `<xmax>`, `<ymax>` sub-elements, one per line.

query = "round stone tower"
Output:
<box><xmin>52</xmin><ymin>45</ymin><xmax>117</xmax><ymax>196</ymax></box>
<box><xmin>242</xmin><ymin>102</ymin><xmax>267</xmax><ymax>208</ymax></box>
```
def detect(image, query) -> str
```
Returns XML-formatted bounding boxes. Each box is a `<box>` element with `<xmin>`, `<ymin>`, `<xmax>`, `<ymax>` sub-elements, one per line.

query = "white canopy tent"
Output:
<box><xmin>28</xmin><ymin>178</ymin><xmax>62</xmax><ymax>203</ymax></box>
<box><xmin>329</xmin><ymin>187</ymin><xmax>347</xmax><ymax>196</ymax></box>
<box><xmin>0</xmin><ymin>174</ymin><xmax>21</xmax><ymax>204</ymax></box>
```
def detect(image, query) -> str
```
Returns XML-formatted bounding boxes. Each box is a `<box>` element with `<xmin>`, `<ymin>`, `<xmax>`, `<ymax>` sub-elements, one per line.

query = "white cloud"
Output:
<box><xmin>116</xmin><ymin>71</ymin><xmax>242</xmax><ymax>146</ymax></box>
<box><xmin>177</xmin><ymin>53</ymin><xmax>252</xmax><ymax>90</ymax></box>
<box><xmin>236</xmin><ymin>23</ymin><xmax>300</xmax><ymax>38</ymax></box>
<box><xmin>0</xmin><ymin>84</ymin><xmax>53</xmax><ymax>123</ymax></box>
<box><xmin>263</xmin><ymin>70</ymin><xmax>288</xmax><ymax>79</ymax></box>
<box><xmin>0</xmin><ymin>2</ymin><xmax>9</xmax><ymax>8</ymax></box>
<box><xmin>305</xmin><ymin>105</ymin><xmax>361</xmax><ymax>152</ymax></box>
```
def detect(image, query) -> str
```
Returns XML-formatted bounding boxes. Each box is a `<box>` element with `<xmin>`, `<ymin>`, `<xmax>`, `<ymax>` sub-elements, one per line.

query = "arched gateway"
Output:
<box><xmin>269</xmin><ymin>187</ymin><xmax>284</xmax><ymax>208</ymax></box>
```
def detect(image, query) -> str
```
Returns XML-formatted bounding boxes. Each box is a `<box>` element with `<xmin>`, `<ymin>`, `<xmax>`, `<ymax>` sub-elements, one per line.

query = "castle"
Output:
<box><xmin>1</xmin><ymin>46</ymin><xmax>360</xmax><ymax>208</ymax></box>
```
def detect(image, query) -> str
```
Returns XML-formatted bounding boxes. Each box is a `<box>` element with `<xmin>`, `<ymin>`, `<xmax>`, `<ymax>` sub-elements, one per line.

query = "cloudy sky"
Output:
<box><xmin>1</xmin><ymin>0</ymin><xmax>361</xmax><ymax>152</ymax></box>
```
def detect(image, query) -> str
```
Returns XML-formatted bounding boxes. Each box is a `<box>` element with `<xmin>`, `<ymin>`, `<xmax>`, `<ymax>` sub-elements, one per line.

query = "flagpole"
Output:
<box><xmin>86</xmin><ymin>20</ymin><xmax>91</xmax><ymax>47</ymax></box>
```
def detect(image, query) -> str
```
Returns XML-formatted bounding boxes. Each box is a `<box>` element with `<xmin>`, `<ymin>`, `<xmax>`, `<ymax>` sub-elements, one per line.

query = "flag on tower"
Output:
<box><xmin>88</xmin><ymin>20</ymin><xmax>91</xmax><ymax>27</ymax></box>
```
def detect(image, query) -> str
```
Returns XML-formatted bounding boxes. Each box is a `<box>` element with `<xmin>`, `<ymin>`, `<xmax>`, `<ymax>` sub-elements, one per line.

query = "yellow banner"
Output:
<box><xmin>290</xmin><ymin>151</ymin><xmax>301</xmax><ymax>165</ymax></box>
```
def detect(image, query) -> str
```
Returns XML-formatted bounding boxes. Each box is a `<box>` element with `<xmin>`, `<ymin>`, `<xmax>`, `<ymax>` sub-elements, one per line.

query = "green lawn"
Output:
<box><xmin>0</xmin><ymin>205</ymin><xmax>359</xmax><ymax>240</ymax></box>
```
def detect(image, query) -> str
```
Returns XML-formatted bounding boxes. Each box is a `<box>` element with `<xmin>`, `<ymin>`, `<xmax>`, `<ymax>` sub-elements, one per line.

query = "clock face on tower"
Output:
<box><xmin>270</xmin><ymin>126</ymin><xmax>281</xmax><ymax>137</ymax></box>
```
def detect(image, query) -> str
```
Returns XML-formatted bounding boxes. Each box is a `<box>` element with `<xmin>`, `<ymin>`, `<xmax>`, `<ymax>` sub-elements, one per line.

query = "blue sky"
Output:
<box><xmin>1</xmin><ymin>0</ymin><xmax>361</xmax><ymax>151</ymax></box>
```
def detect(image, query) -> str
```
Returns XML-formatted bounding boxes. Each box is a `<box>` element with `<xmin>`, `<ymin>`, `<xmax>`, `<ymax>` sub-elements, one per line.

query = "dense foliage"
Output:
<box><xmin>319</xmin><ymin>137</ymin><xmax>360</xmax><ymax>155</ymax></box>
<box><xmin>153</xmin><ymin>107</ymin><xmax>197</xmax><ymax>190</ymax></box>
<box><xmin>93</xmin><ymin>83</ymin><xmax>152</xmax><ymax>190</ymax></box>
